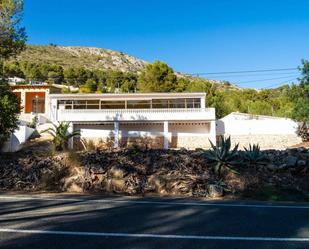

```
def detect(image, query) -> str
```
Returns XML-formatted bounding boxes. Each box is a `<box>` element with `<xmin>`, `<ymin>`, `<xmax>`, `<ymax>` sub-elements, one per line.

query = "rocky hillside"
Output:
<box><xmin>13</xmin><ymin>45</ymin><xmax>148</xmax><ymax>72</ymax></box>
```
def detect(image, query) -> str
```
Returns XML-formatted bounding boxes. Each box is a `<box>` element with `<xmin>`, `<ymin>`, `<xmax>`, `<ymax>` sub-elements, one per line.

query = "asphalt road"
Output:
<box><xmin>0</xmin><ymin>193</ymin><xmax>309</xmax><ymax>249</ymax></box>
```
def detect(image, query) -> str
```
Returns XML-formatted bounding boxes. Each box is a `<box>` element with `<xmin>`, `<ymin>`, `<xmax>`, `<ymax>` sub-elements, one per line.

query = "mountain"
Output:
<box><xmin>11</xmin><ymin>44</ymin><xmax>240</xmax><ymax>90</ymax></box>
<box><xmin>13</xmin><ymin>45</ymin><xmax>148</xmax><ymax>72</ymax></box>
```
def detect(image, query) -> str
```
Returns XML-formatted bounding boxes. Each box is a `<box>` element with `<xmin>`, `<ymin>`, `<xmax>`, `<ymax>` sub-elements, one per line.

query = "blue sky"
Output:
<box><xmin>24</xmin><ymin>0</ymin><xmax>309</xmax><ymax>88</ymax></box>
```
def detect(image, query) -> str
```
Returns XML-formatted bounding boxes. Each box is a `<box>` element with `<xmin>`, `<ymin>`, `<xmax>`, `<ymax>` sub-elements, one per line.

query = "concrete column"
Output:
<box><xmin>209</xmin><ymin>120</ymin><xmax>217</xmax><ymax>146</ymax></box>
<box><xmin>50</xmin><ymin>98</ymin><xmax>58</xmax><ymax>122</ymax></box>
<box><xmin>114</xmin><ymin>121</ymin><xmax>119</xmax><ymax>148</ymax></box>
<box><xmin>67</xmin><ymin>122</ymin><xmax>74</xmax><ymax>150</ymax></box>
<box><xmin>201</xmin><ymin>97</ymin><xmax>206</xmax><ymax>109</ymax></box>
<box><xmin>163</xmin><ymin>121</ymin><xmax>169</xmax><ymax>149</ymax></box>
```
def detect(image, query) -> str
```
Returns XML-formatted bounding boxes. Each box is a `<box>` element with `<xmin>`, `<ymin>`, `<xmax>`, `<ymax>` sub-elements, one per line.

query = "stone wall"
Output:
<box><xmin>74</xmin><ymin>137</ymin><xmax>115</xmax><ymax>150</ymax></box>
<box><xmin>170</xmin><ymin>136</ymin><xmax>211</xmax><ymax>149</ymax></box>
<box><xmin>120</xmin><ymin>136</ymin><xmax>164</xmax><ymax>149</ymax></box>
<box><xmin>222</xmin><ymin>134</ymin><xmax>302</xmax><ymax>150</ymax></box>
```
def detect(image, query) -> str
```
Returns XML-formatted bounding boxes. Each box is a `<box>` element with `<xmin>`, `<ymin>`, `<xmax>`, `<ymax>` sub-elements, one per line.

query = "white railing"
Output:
<box><xmin>56</xmin><ymin>108</ymin><xmax>215</xmax><ymax>122</ymax></box>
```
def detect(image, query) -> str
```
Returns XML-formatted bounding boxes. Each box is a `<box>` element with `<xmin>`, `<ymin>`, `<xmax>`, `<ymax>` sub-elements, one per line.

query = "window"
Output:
<box><xmin>127</xmin><ymin>100</ymin><xmax>151</xmax><ymax>109</ymax></box>
<box><xmin>169</xmin><ymin>98</ymin><xmax>186</xmax><ymax>108</ymax></box>
<box><xmin>58</xmin><ymin>100</ymin><xmax>73</xmax><ymax>109</ymax></box>
<box><xmin>31</xmin><ymin>98</ymin><xmax>45</xmax><ymax>113</ymax></box>
<box><xmin>152</xmin><ymin>99</ymin><xmax>169</xmax><ymax>108</ymax></box>
<box><xmin>186</xmin><ymin>98</ymin><xmax>201</xmax><ymax>108</ymax></box>
<box><xmin>73</xmin><ymin>100</ymin><xmax>86</xmax><ymax>109</ymax></box>
<box><xmin>86</xmin><ymin>100</ymin><xmax>100</xmax><ymax>109</ymax></box>
<box><xmin>101</xmin><ymin>100</ymin><xmax>125</xmax><ymax>109</ymax></box>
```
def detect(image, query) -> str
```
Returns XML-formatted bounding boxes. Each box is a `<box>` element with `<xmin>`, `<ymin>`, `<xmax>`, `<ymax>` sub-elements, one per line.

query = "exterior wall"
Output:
<box><xmin>1</xmin><ymin>125</ymin><xmax>34</xmax><ymax>152</ymax></box>
<box><xmin>220</xmin><ymin>134</ymin><xmax>302</xmax><ymax>150</ymax></box>
<box><xmin>169</xmin><ymin>122</ymin><xmax>212</xmax><ymax>149</ymax></box>
<box><xmin>74</xmin><ymin>122</ymin><xmax>213</xmax><ymax>150</ymax></box>
<box><xmin>217</xmin><ymin>117</ymin><xmax>302</xmax><ymax>149</ymax></box>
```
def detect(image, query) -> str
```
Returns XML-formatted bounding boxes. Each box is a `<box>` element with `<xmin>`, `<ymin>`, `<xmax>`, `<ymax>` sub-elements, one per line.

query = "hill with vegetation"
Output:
<box><xmin>12</xmin><ymin>44</ymin><xmax>147</xmax><ymax>72</ymax></box>
<box><xmin>4</xmin><ymin>45</ymin><xmax>308</xmax><ymax>120</ymax></box>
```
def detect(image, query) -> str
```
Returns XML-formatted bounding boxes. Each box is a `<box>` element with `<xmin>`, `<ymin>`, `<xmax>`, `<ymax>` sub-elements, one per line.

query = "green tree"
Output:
<box><xmin>289</xmin><ymin>60</ymin><xmax>309</xmax><ymax>121</ymax></box>
<box><xmin>0</xmin><ymin>0</ymin><xmax>26</xmax><ymax>59</ymax></box>
<box><xmin>138</xmin><ymin>61</ymin><xmax>177</xmax><ymax>92</ymax></box>
<box><xmin>0</xmin><ymin>0</ymin><xmax>26</xmax><ymax>146</ymax></box>
<box><xmin>79</xmin><ymin>79</ymin><xmax>97</xmax><ymax>93</ymax></box>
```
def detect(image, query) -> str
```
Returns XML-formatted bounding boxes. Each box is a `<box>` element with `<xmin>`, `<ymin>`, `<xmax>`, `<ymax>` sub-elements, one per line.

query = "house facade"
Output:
<box><xmin>48</xmin><ymin>93</ymin><xmax>216</xmax><ymax>149</ymax></box>
<box><xmin>12</xmin><ymin>84</ymin><xmax>61</xmax><ymax>124</ymax></box>
<box><xmin>12</xmin><ymin>84</ymin><xmax>216</xmax><ymax>150</ymax></box>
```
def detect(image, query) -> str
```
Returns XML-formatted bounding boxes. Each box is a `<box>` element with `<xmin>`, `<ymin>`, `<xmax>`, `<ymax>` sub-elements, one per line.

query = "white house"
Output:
<box><xmin>46</xmin><ymin>92</ymin><xmax>216</xmax><ymax>149</ymax></box>
<box><xmin>11</xmin><ymin>85</ymin><xmax>215</xmax><ymax>150</ymax></box>
<box><xmin>10</xmin><ymin>84</ymin><xmax>301</xmax><ymax>151</ymax></box>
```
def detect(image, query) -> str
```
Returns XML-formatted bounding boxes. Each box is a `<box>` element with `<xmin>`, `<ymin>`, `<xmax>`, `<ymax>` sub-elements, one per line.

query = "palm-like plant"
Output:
<box><xmin>41</xmin><ymin>122</ymin><xmax>80</xmax><ymax>151</ymax></box>
<box><xmin>204</xmin><ymin>136</ymin><xmax>239</xmax><ymax>177</ymax></box>
<box><xmin>242</xmin><ymin>144</ymin><xmax>268</xmax><ymax>167</ymax></box>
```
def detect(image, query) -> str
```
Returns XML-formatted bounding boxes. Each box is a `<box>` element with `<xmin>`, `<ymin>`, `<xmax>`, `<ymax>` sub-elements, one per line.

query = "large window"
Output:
<box><xmin>127</xmin><ymin>100</ymin><xmax>151</xmax><ymax>109</ymax></box>
<box><xmin>169</xmin><ymin>98</ymin><xmax>186</xmax><ymax>108</ymax></box>
<box><xmin>58</xmin><ymin>97</ymin><xmax>202</xmax><ymax>110</ymax></box>
<box><xmin>101</xmin><ymin>100</ymin><xmax>125</xmax><ymax>109</ymax></box>
<box><xmin>152</xmin><ymin>98</ymin><xmax>201</xmax><ymax>108</ymax></box>
<box><xmin>152</xmin><ymin>99</ymin><xmax>169</xmax><ymax>108</ymax></box>
<box><xmin>186</xmin><ymin>98</ymin><xmax>201</xmax><ymax>108</ymax></box>
<box><xmin>86</xmin><ymin>100</ymin><xmax>100</xmax><ymax>109</ymax></box>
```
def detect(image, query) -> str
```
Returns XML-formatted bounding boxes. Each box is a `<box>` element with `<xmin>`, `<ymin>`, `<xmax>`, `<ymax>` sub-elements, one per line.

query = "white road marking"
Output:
<box><xmin>0</xmin><ymin>228</ymin><xmax>309</xmax><ymax>242</ymax></box>
<box><xmin>0</xmin><ymin>195</ymin><xmax>309</xmax><ymax>209</ymax></box>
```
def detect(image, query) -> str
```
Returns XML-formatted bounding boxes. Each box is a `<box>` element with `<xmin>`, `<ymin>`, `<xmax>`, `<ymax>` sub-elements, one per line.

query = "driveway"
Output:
<box><xmin>0</xmin><ymin>193</ymin><xmax>308</xmax><ymax>249</ymax></box>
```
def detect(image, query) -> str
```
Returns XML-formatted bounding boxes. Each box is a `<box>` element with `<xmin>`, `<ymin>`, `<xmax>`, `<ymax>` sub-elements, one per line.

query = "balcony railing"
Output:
<box><xmin>56</xmin><ymin>108</ymin><xmax>215</xmax><ymax>122</ymax></box>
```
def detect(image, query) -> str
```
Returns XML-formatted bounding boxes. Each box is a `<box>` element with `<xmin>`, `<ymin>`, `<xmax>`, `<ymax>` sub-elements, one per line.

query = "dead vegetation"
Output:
<box><xmin>0</xmin><ymin>145</ymin><xmax>308</xmax><ymax>200</ymax></box>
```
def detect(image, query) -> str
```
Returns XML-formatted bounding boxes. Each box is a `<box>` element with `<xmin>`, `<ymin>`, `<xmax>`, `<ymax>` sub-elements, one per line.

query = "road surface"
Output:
<box><xmin>0</xmin><ymin>193</ymin><xmax>309</xmax><ymax>248</ymax></box>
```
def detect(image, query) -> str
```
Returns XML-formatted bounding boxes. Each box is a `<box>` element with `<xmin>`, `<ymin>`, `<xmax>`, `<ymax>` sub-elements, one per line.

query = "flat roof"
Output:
<box><xmin>49</xmin><ymin>92</ymin><xmax>206</xmax><ymax>99</ymax></box>
<box><xmin>11</xmin><ymin>85</ymin><xmax>60</xmax><ymax>90</ymax></box>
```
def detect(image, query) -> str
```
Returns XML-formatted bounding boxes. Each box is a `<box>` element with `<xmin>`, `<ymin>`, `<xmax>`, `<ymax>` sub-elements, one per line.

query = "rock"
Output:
<box><xmin>147</xmin><ymin>175</ymin><xmax>166</xmax><ymax>192</ymax></box>
<box><xmin>285</xmin><ymin>156</ymin><xmax>298</xmax><ymax>167</ymax></box>
<box><xmin>90</xmin><ymin>165</ymin><xmax>105</xmax><ymax>174</ymax></box>
<box><xmin>106</xmin><ymin>178</ymin><xmax>126</xmax><ymax>192</ymax></box>
<box><xmin>266</xmin><ymin>164</ymin><xmax>277</xmax><ymax>170</ymax></box>
<box><xmin>109</xmin><ymin>166</ymin><xmax>126</xmax><ymax>179</ymax></box>
<box><xmin>297</xmin><ymin>160</ymin><xmax>306</xmax><ymax>167</ymax></box>
<box><xmin>207</xmin><ymin>184</ymin><xmax>224</xmax><ymax>198</ymax></box>
<box><xmin>297</xmin><ymin>147</ymin><xmax>307</xmax><ymax>153</ymax></box>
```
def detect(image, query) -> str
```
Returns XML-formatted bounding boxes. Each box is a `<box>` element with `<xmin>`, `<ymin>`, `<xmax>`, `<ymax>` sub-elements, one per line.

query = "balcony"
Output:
<box><xmin>56</xmin><ymin>108</ymin><xmax>216</xmax><ymax>122</ymax></box>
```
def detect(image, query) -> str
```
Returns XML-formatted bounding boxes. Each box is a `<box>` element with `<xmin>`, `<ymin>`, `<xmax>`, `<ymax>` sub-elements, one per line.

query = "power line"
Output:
<box><xmin>204</xmin><ymin>71</ymin><xmax>299</xmax><ymax>78</ymax></box>
<box><xmin>229</xmin><ymin>74</ymin><xmax>300</xmax><ymax>85</ymax></box>
<box><xmin>261</xmin><ymin>78</ymin><xmax>298</xmax><ymax>89</ymax></box>
<box><xmin>187</xmin><ymin>67</ymin><xmax>298</xmax><ymax>76</ymax></box>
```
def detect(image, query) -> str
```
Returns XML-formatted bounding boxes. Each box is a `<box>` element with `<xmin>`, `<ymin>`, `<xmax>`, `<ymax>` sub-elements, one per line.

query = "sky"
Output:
<box><xmin>23</xmin><ymin>0</ymin><xmax>309</xmax><ymax>88</ymax></box>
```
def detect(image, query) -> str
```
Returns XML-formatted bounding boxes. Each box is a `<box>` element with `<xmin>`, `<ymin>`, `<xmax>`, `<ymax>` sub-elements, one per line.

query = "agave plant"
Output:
<box><xmin>242</xmin><ymin>144</ymin><xmax>268</xmax><ymax>167</ymax></box>
<box><xmin>205</xmin><ymin>136</ymin><xmax>239</xmax><ymax>177</ymax></box>
<box><xmin>41</xmin><ymin>122</ymin><xmax>80</xmax><ymax>151</ymax></box>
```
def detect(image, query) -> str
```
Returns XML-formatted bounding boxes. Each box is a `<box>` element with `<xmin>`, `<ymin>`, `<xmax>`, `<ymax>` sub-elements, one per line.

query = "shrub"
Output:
<box><xmin>28</xmin><ymin>116</ymin><xmax>38</xmax><ymax>129</ymax></box>
<box><xmin>204</xmin><ymin>136</ymin><xmax>239</xmax><ymax>177</ymax></box>
<box><xmin>297</xmin><ymin>121</ymin><xmax>309</xmax><ymax>142</ymax></box>
<box><xmin>41</xmin><ymin>122</ymin><xmax>80</xmax><ymax>151</ymax></box>
<box><xmin>242</xmin><ymin>144</ymin><xmax>268</xmax><ymax>168</ymax></box>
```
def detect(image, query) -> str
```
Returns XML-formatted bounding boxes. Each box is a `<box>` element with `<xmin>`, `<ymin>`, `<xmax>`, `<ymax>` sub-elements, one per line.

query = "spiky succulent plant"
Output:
<box><xmin>204</xmin><ymin>136</ymin><xmax>239</xmax><ymax>177</ymax></box>
<box><xmin>242</xmin><ymin>144</ymin><xmax>268</xmax><ymax>167</ymax></box>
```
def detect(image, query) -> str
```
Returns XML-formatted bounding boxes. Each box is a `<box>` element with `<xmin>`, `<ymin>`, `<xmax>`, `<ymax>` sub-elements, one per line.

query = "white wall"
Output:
<box><xmin>1</xmin><ymin>125</ymin><xmax>35</xmax><ymax>152</ymax></box>
<box><xmin>217</xmin><ymin>119</ymin><xmax>298</xmax><ymax>135</ymax></box>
